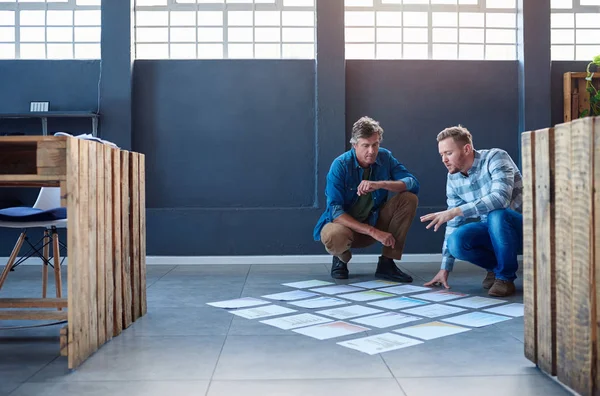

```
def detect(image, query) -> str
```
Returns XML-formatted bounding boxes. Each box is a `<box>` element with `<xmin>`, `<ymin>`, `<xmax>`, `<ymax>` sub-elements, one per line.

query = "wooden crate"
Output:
<box><xmin>522</xmin><ymin>116</ymin><xmax>600</xmax><ymax>395</ymax></box>
<box><xmin>564</xmin><ymin>72</ymin><xmax>600</xmax><ymax>122</ymax></box>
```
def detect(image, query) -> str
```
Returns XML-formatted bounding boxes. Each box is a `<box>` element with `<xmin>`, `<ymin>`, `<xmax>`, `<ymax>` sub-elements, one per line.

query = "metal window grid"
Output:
<box><xmin>133</xmin><ymin>0</ymin><xmax>316</xmax><ymax>59</ymax></box>
<box><xmin>0</xmin><ymin>0</ymin><xmax>101</xmax><ymax>60</ymax></box>
<box><xmin>550</xmin><ymin>0</ymin><xmax>600</xmax><ymax>61</ymax></box>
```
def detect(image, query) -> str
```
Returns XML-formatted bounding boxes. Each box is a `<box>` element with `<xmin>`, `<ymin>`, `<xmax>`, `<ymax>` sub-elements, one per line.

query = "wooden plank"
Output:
<box><xmin>37</xmin><ymin>139</ymin><xmax>67</xmax><ymax>150</ymax></box>
<box><xmin>554</xmin><ymin>122</ymin><xmax>573</xmax><ymax>387</ymax></box>
<box><xmin>112</xmin><ymin>149</ymin><xmax>123</xmax><ymax>336</ymax></box>
<box><xmin>0</xmin><ymin>136</ymin><xmax>68</xmax><ymax>143</ymax></box>
<box><xmin>87</xmin><ymin>141</ymin><xmax>99</xmax><ymax>354</ymax></box>
<box><xmin>564</xmin><ymin>73</ymin><xmax>573</xmax><ymax>123</ymax></box>
<box><xmin>579</xmin><ymin>78</ymin><xmax>590</xmax><ymax>119</ymax></box>
<box><xmin>105</xmin><ymin>147</ymin><xmax>114</xmax><ymax>341</ymax></box>
<box><xmin>96</xmin><ymin>144</ymin><xmax>106</xmax><ymax>347</ymax></box>
<box><xmin>570</xmin><ymin>117</ymin><xmax>594</xmax><ymax>395</ymax></box>
<box><xmin>37</xmin><ymin>148</ymin><xmax>66</xmax><ymax>168</ymax></box>
<box><xmin>522</xmin><ymin>131</ymin><xmax>537</xmax><ymax>364</ymax></box>
<box><xmin>130</xmin><ymin>153</ymin><xmax>140</xmax><ymax>321</ymax></box>
<box><xmin>66</xmin><ymin>137</ymin><xmax>82</xmax><ymax>369</ymax></box>
<box><xmin>121</xmin><ymin>151</ymin><xmax>132</xmax><ymax>328</ymax></box>
<box><xmin>60</xmin><ymin>326</ymin><xmax>69</xmax><ymax>357</ymax></box>
<box><xmin>0</xmin><ymin>310</ymin><xmax>68</xmax><ymax>321</ymax></box>
<box><xmin>139</xmin><ymin>154</ymin><xmax>147</xmax><ymax>316</ymax></box>
<box><xmin>0</xmin><ymin>298</ymin><xmax>67</xmax><ymax>308</ymax></box>
<box><xmin>0</xmin><ymin>175</ymin><xmax>63</xmax><ymax>183</ymax></box>
<box><xmin>534</xmin><ymin>127</ymin><xmax>556</xmax><ymax>376</ymax></box>
<box><xmin>594</xmin><ymin>116</ymin><xmax>600</xmax><ymax>396</ymax></box>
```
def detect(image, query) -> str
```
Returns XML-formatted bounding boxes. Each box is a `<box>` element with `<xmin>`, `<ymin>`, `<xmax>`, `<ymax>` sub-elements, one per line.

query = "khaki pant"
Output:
<box><xmin>320</xmin><ymin>192</ymin><xmax>418</xmax><ymax>264</ymax></box>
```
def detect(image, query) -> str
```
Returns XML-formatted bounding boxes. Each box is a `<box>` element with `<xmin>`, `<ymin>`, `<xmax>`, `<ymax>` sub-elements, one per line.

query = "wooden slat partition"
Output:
<box><xmin>0</xmin><ymin>136</ymin><xmax>146</xmax><ymax>369</ymax></box>
<box><xmin>523</xmin><ymin>116</ymin><xmax>599</xmax><ymax>395</ymax></box>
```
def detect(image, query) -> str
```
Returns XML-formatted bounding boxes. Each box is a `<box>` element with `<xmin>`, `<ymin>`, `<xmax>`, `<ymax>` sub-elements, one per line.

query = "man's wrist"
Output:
<box><xmin>451</xmin><ymin>207</ymin><xmax>462</xmax><ymax>217</ymax></box>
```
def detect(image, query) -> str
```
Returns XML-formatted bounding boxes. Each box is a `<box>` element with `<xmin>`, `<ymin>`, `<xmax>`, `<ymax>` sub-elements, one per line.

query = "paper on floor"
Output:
<box><xmin>351</xmin><ymin>311</ymin><xmax>420</xmax><ymax>328</ymax></box>
<box><xmin>441</xmin><ymin>311</ymin><xmax>511</xmax><ymax>327</ymax></box>
<box><xmin>483</xmin><ymin>303</ymin><xmax>524</xmax><ymax>317</ymax></box>
<box><xmin>447</xmin><ymin>296</ymin><xmax>507</xmax><ymax>309</ymax></box>
<box><xmin>401</xmin><ymin>303</ymin><xmax>466</xmax><ymax>318</ymax></box>
<box><xmin>350</xmin><ymin>280</ymin><xmax>401</xmax><ymax>289</ymax></box>
<box><xmin>368</xmin><ymin>296</ymin><xmax>429</xmax><ymax>310</ymax></box>
<box><xmin>262</xmin><ymin>290</ymin><xmax>319</xmax><ymax>301</ymax></box>
<box><xmin>229</xmin><ymin>304</ymin><xmax>297</xmax><ymax>319</ymax></box>
<box><xmin>206</xmin><ymin>297</ymin><xmax>270</xmax><ymax>309</ymax></box>
<box><xmin>316</xmin><ymin>305</ymin><xmax>383</xmax><ymax>320</ymax></box>
<box><xmin>260</xmin><ymin>313</ymin><xmax>333</xmax><ymax>330</ymax></box>
<box><xmin>338</xmin><ymin>290</ymin><xmax>396</xmax><ymax>302</ymax></box>
<box><xmin>337</xmin><ymin>332</ymin><xmax>423</xmax><ymax>355</ymax></box>
<box><xmin>309</xmin><ymin>285</ymin><xmax>364</xmax><ymax>295</ymax></box>
<box><xmin>292</xmin><ymin>321</ymin><xmax>370</xmax><ymax>340</ymax></box>
<box><xmin>411</xmin><ymin>290</ymin><xmax>469</xmax><ymax>302</ymax></box>
<box><xmin>288</xmin><ymin>296</ymin><xmax>350</xmax><ymax>309</ymax></box>
<box><xmin>282</xmin><ymin>280</ymin><xmax>334</xmax><ymax>289</ymax></box>
<box><xmin>378</xmin><ymin>285</ymin><xmax>432</xmax><ymax>295</ymax></box>
<box><xmin>394</xmin><ymin>321</ymin><xmax>471</xmax><ymax>340</ymax></box>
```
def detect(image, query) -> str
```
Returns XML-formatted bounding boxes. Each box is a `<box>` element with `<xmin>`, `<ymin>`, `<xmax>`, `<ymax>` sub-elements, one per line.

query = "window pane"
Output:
<box><xmin>345</xmin><ymin>27</ymin><xmax>375</xmax><ymax>42</ymax></box>
<box><xmin>0</xmin><ymin>11</ymin><xmax>15</xmax><ymax>26</ymax></box>
<box><xmin>551</xmin><ymin>45</ymin><xmax>574</xmax><ymax>60</ymax></box>
<box><xmin>228</xmin><ymin>11</ymin><xmax>253</xmax><ymax>26</ymax></box>
<box><xmin>486</xmin><ymin>0</ymin><xmax>516</xmax><ymax>8</ymax></box>
<box><xmin>170</xmin><ymin>43</ymin><xmax>196</xmax><ymax>58</ymax></box>
<box><xmin>282</xmin><ymin>11</ymin><xmax>314</xmax><ymax>26</ymax></box>
<box><xmin>198</xmin><ymin>12</ymin><xmax>223</xmax><ymax>26</ymax></box>
<box><xmin>282</xmin><ymin>43</ymin><xmax>313</xmax><ymax>58</ymax></box>
<box><xmin>460</xmin><ymin>28</ymin><xmax>484</xmax><ymax>43</ymax></box>
<box><xmin>47</xmin><ymin>11</ymin><xmax>73</xmax><ymax>26</ymax></box>
<box><xmin>404</xmin><ymin>12</ymin><xmax>427</xmax><ymax>27</ymax></box>
<box><xmin>47</xmin><ymin>27</ymin><xmax>73</xmax><ymax>42</ymax></box>
<box><xmin>282</xmin><ymin>27</ymin><xmax>314</xmax><ymax>42</ymax></box>
<box><xmin>460</xmin><ymin>13</ymin><xmax>484</xmax><ymax>27</ymax></box>
<box><xmin>346</xmin><ymin>43</ymin><xmax>374</xmax><ymax>59</ymax></box>
<box><xmin>576</xmin><ymin>45</ymin><xmax>599</xmax><ymax>60</ymax></box>
<box><xmin>255</xmin><ymin>11</ymin><xmax>280</xmax><ymax>26</ymax></box>
<box><xmin>170</xmin><ymin>11</ymin><xmax>195</xmax><ymax>26</ymax></box>
<box><xmin>403</xmin><ymin>43</ymin><xmax>427</xmax><ymax>59</ymax></box>
<box><xmin>376</xmin><ymin>27</ymin><xmax>401</xmax><ymax>43</ymax></box>
<box><xmin>198</xmin><ymin>43</ymin><xmax>223</xmax><ymax>58</ymax></box>
<box><xmin>404</xmin><ymin>28</ymin><xmax>428</xmax><ymax>42</ymax></box>
<box><xmin>433</xmin><ymin>12</ymin><xmax>458</xmax><ymax>27</ymax></box>
<box><xmin>376</xmin><ymin>11</ymin><xmax>401</xmax><ymax>26</ymax></box>
<box><xmin>228</xmin><ymin>43</ymin><xmax>253</xmax><ymax>58</ymax></box>
<box><xmin>551</xmin><ymin>0</ymin><xmax>572</xmax><ymax>8</ymax></box>
<box><xmin>0</xmin><ymin>43</ymin><xmax>16</xmax><ymax>59</ymax></box>
<box><xmin>20</xmin><ymin>27</ymin><xmax>45</xmax><ymax>42</ymax></box>
<box><xmin>345</xmin><ymin>11</ymin><xmax>374</xmax><ymax>26</ymax></box>
<box><xmin>198</xmin><ymin>27</ymin><xmax>223</xmax><ymax>42</ymax></box>
<box><xmin>254</xmin><ymin>27</ymin><xmax>280</xmax><ymax>42</ymax></box>
<box><xmin>433</xmin><ymin>43</ymin><xmax>458</xmax><ymax>59</ymax></box>
<box><xmin>228</xmin><ymin>27</ymin><xmax>253</xmax><ymax>42</ymax></box>
<box><xmin>376</xmin><ymin>43</ymin><xmax>402</xmax><ymax>59</ymax></box>
<box><xmin>136</xmin><ymin>11</ymin><xmax>169</xmax><ymax>26</ymax></box>
<box><xmin>20</xmin><ymin>11</ymin><xmax>45</xmax><ymax>26</ymax></box>
<box><xmin>486</xmin><ymin>13</ymin><xmax>516</xmax><ymax>28</ymax></box>
<box><xmin>74</xmin><ymin>27</ymin><xmax>100</xmax><ymax>42</ymax></box>
<box><xmin>433</xmin><ymin>28</ymin><xmax>458</xmax><ymax>43</ymax></box>
<box><xmin>20</xmin><ymin>43</ymin><xmax>45</xmax><ymax>58</ymax></box>
<box><xmin>459</xmin><ymin>44</ymin><xmax>484</xmax><ymax>59</ymax></box>
<box><xmin>551</xmin><ymin>29</ymin><xmax>574</xmax><ymax>44</ymax></box>
<box><xmin>576</xmin><ymin>13</ymin><xmax>600</xmax><ymax>28</ymax></box>
<box><xmin>551</xmin><ymin>13</ymin><xmax>574</xmax><ymax>28</ymax></box>
<box><xmin>136</xmin><ymin>28</ymin><xmax>169</xmax><ymax>43</ymax></box>
<box><xmin>486</xmin><ymin>29</ymin><xmax>516</xmax><ymax>44</ymax></box>
<box><xmin>255</xmin><ymin>43</ymin><xmax>280</xmax><ymax>58</ymax></box>
<box><xmin>75</xmin><ymin>11</ymin><xmax>101</xmax><ymax>26</ymax></box>
<box><xmin>486</xmin><ymin>44</ymin><xmax>515</xmax><ymax>60</ymax></box>
<box><xmin>170</xmin><ymin>27</ymin><xmax>196</xmax><ymax>42</ymax></box>
<box><xmin>0</xmin><ymin>27</ymin><xmax>15</xmax><ymax>41</ymax></box>
<box><xmin>136</xmin><ymin>43</ymin><xmax>168</xmax><ymax>59</ymax></box>
<box><xmin>47</xmin><ymin>43</ymin><xmax>73</xmax><ymax>59</ymax></box>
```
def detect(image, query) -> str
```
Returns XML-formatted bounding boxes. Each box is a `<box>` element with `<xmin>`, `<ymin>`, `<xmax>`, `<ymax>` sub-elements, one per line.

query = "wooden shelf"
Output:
<box><xmin>563</xmin><ymin>71</ymin><xmax>600</xmax><ymax>122</ymax></box>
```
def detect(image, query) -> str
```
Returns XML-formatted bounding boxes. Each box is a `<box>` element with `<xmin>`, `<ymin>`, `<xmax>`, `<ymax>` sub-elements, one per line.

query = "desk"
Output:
<box><xmin>0</xmin><ymin>112</ymin><xmax>100</xmax><ymax>136</ymax></box>
<box><xmin>0</xmin><ymin>136</ymin><xmax>146</xmax><ymax>369</ymax></box>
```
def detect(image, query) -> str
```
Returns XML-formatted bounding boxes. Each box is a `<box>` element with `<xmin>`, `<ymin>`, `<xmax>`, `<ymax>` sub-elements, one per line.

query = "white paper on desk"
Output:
<box><xmin>288</xmin><ymin>296</ymin><xmax>350</xmax><ymax>309</ymax></box>
<box><xmin>338</xmin><ymin>290</ymin><xmax>396</xmax><ymax>302</ymax></box>
<box><xmin>368</xmin><ymin>296</ymin><xmax>429</xmax><ymax>310</ymax></box>
<box><xmin>337</xmin><ymin>332</ymin><xmax>423</xmax><ymax>355</ymax></box>
<box><xmin>394</xmin><ymin>321</ymin><xmax>471</xmax><ymax>340</ymax></box>
<box><xmin>282</xmin><ymin>280</ymin><xmax>334</xmax><ymax>289</ymax></box>
<box><xmin>447</xmin><ymin>296</ymin><xmax>507</xmax><ymax>309</ymax></box>
<box><xmin>229</xmin><ymin>305</ymin><xmax>297</xmax><ymax>319</ymax></box>
<box><xmin>442</xmin><ymin>312</ymin><xmax>511</xmax><ymax>327</ymax></box>
<box><xmin>260</xmin><ymin>313</ymin><xmax>333</xmax><ymax>330</ymax></box>
<box><xmin>411</xmin><ymin>290</ymin><xmax>468</xmax><ymax>302</ymax></box>
<box><xmin>378</xmin><ymin>285</ymin><xmax>432</xmax><ymax>295</ymax></box>
<box><xmin>206</xmin><ymin>297</ymin><xmax>269</xmax><ymax>309</ymax></box>
<box><xmin>483</xmin><ymin>303</ymin><xmax>524</xmax><ymax>317</ymax></box>
<box><xmin>316</xmin><ymin>305</ymin><xmax>383</xmax><ymax>320</ymax></box>
<box><xmin>262</xmin><ymin>290</ymin><xmax>318</xmax><ymax>301</ymax></box>
<box><xmin>309</xmin><ymin>285</ymin><xmax>364</xmax><ymax>295</ymax></box>
<box><xmin>401</xmin><ymin>303</ymin><xmax>466</xmax><ymax>318</ymax></box>
<box><xmin>351</xmin><ymin>311</ymin><xmax>420</xmax><ymax>328</ymax></box>
<box><xmin>292</xmin><ymin>321</ymin><xmax>370</xmax><ymax>340</ymax></box>
<box><xmin>350</xmin><ymin>280</ymin><xmax>401</xmax><ymax>289</ymax></box>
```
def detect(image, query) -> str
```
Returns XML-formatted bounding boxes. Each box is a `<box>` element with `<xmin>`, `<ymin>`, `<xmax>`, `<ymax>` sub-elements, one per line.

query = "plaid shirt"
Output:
<box><xmin>441</xmin><ymin>149</ymin><xmax>523</xmax><ymax>271</ymax></box>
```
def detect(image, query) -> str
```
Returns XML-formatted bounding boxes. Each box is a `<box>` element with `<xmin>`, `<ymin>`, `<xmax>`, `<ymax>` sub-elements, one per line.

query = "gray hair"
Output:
<box><xmin>350</xmin><ymin>116</ymin><xmax>384</xmax><ymax>144</ymax></box>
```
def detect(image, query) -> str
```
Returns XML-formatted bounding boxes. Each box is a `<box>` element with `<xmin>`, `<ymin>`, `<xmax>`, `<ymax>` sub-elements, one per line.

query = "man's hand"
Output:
<box><xmin>357</xmin><ymin>180</ymin><xmax>381</xmax><ymax>196</ymax></box>
<box><xmin>420</xmin><ymin>208</ymin><xmax>461</xmax><ymax>232</ymax></box>
<box><xmin>370</xmin><ymin>228</ymin><xmax>395</xmax><ymax>248</ymax></box>
<box><xmin>424</xmin><ymin>269</ymin><xmax>450</xmax><ymax>289</ymax></box>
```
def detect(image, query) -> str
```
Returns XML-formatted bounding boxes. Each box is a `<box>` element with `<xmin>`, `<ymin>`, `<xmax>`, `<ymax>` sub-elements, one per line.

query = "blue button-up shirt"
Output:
<box><xmin>313</xmin><ymin>148</ymin><xmax>420</xmax><ymax>241</ymax></box>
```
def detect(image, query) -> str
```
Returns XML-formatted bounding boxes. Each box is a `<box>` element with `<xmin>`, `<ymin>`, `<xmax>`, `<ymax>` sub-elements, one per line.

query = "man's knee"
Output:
<box><xmin>447</xmin><ymin>231</ymin><xmax>465</xmax><ymax>259</ymax></box>
<box><xmin>320</xmin><ymin>223</ymin><xmax>352</xmax><ymax>255</ymax></box>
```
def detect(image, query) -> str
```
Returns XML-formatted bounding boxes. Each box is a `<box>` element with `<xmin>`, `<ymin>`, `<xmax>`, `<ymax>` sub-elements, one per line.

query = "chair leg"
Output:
<box><xmin>52</xmin><ymin>231</ymin><xmax>63</xmax><ymax>303</ymax></box>
<box><xmin>42</xmin><ymin>229</ymin><xmax>50</xmax><ymax>298</ymax></box>
<box><xmin>0</xmin><ymin>232</ymin><xmax>26</xmax><ymax>291</ymax></box>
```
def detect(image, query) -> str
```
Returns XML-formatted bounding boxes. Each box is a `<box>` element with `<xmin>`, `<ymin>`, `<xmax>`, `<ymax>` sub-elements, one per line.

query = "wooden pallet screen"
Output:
<box><xmin>564</xmin><ymin>72</ymin><xmax>600</xmax><ymax>122</ymax></box>
<box><xmin>521</xmin><ymin>116</ymin><xmax>600</xmax><ymax>396</ymax></box>
<box><xmin>65</xmin><ymin>139</ymin><xmax>147</xmax><ymax>368</ymax></box>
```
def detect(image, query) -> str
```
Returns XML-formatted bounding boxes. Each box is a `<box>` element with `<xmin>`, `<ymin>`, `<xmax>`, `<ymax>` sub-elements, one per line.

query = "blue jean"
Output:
<box><xmin>447</xmin><ymin>209</ymin><xmax>523</xmax><ymax>281</ymax></box>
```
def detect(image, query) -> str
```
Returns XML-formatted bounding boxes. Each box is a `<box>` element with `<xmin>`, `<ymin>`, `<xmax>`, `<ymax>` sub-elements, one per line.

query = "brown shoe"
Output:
<box><xmin>488</xmin><ymin>279</ymin><xmax>516</xmax><ymax>297</ymax></box>
<box><xmin>482</xmin><ymin>272</ymin><xmax>496</xmax><ymax>289</ymax></box>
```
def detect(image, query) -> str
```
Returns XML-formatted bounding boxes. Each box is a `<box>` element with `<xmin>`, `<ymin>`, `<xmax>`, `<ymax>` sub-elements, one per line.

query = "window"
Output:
<box><xmin>134</xmin><ymin>0</ymin><xmax>315</xmax><ymax>59</ymax></box>
<box><xmin>344</xmin><ymin>0</ymin><xmax>517</xmax><ymax>60</ymax></box>
<box><xmin>551</xmin><ymin>0</ymin><xmax>600</xmax><ymax>60</ymax></box>
<box><xmin>0</xmin><ymin>0</ymin><xmax>101</xmax><ymax>60</ymax></box>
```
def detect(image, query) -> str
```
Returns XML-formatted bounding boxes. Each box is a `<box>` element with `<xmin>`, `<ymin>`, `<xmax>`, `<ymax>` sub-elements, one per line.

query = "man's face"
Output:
<box><xmin>353</xmin><ymin>134</ymin><xmax>380</xmax><ymax>167</ymax></box>
<box><xmin>438</xmin><ymin>138</ymin><xmax>470</xmax><ymax>174</ymax></box>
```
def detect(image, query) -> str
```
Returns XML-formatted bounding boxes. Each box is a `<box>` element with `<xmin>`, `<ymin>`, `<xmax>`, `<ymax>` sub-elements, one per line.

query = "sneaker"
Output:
<box><xmin>374</xmin><ymin>256</ymin><xmax>413</xmax><ymax>283</ymax></box>
<box><xmin>482</xmin><ymin>272</ymin><xmax>496</xmax><ymax>290</ymax></box>
<box><xmin>331</xmin><ymin>257</ymin><xmax>349</xmax><ymax>279</ymax></box>
<box><xmin>488</xmin><ymin>279</ymin><xmax>516</xmax><ymax>297</ymax></box>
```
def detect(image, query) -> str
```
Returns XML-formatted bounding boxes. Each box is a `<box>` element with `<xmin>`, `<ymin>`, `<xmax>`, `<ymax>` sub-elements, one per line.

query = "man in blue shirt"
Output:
<box><xmin>314</xmin><ymin>116</ymin><xmax>420</xmax><ymax>281</ymax></box>
<box><xmin>420</xmin><ymin>125</ymin><xmax>523</xmax><ymax>297</ymax></box>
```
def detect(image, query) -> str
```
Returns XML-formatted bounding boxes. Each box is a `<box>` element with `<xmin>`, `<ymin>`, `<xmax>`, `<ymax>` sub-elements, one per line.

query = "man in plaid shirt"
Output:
<box><xmin>420</xmin><ymin>125</ymin><xmax>522</xmax><ymax>297</ymax></box>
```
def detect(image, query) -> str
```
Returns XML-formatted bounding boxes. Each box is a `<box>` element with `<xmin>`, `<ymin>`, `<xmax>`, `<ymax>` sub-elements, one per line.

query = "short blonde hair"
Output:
<box><xmin>437</xmin><ymin>125</ymin><xmax>473</xmax><ymax>148</ymax></box>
